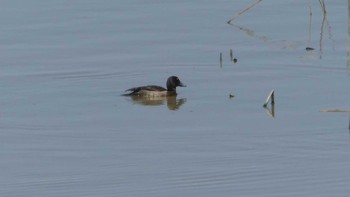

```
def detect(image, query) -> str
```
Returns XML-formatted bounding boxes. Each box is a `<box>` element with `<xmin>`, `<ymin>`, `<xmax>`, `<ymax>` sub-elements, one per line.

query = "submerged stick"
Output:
<box><xmin>320</xmin><ymin>109</ymin><xmax>350</xmax><ymax>112</ymax></box>
<box><xmin>227</xmin><ymin>0</ymin><xmax>263</xmax><ymax>24</ymax></box>
<box><xmin>263</xmin><ymin>89</ymin><xmax>275</xmax><ymax>107</ymax></box>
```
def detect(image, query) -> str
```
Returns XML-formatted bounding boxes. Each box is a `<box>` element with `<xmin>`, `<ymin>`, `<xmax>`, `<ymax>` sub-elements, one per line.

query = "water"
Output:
<box><xmin>0</xmin><ymin>0</ymin><xmax>350</xmax><ymax>196</ymax></box>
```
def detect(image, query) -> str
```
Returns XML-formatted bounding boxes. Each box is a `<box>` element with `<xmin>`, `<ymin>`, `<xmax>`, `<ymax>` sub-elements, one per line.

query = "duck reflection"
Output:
<box><xmin>128</xmin><ymin>95</ymin><xmax>186</xmax><ymax>111</ymax></box>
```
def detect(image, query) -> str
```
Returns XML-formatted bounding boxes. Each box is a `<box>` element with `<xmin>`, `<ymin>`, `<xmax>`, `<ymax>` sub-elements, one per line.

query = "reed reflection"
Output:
<box><xmin>228</xmin><ymin>23</ymin><xmax>270</xmax><ymax>42</ymax></box>
<box><xmin>264</xmin><ymin>104</ymin><xmax>275</xmax><ymax>118</ymax></box>
<box><xmin>128</xmin><ymin>95</ymin><xmax>186</xmax><ymax>111</ymax></box>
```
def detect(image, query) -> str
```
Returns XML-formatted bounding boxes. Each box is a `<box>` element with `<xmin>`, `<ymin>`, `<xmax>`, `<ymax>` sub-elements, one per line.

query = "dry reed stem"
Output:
<box><xmin>227</xmin><ymin>0</ymin><xmax>263</xmax><ymax>24</ymax></box>
<box><xmin>320</xmin><ymin>109</ymin><xmax>350</xmax><ymax>112</ymax></box>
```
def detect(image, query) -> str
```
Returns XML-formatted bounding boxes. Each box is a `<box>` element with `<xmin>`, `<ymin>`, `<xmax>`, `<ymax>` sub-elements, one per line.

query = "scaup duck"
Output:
<box><xmin>124</xmin><ymin>76</ymin><xmax>186</xmax><ymax>97</ymax></box>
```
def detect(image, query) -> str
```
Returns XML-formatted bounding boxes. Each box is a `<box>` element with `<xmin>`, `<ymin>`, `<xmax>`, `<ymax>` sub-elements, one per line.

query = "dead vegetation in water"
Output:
<box><xmin>226</xmin><ymin>0</ymin><xmax>262</xmax><ymax>24</ymax></box>
<box><xmin>224</xmin><ymin>0</ymin><xmax>347</xmax><ymax>121</ymax></box>
<box><xmin>320</xmin><ymin>109</ymin><xmax>350</xmax><ymax>113</ymax></box>
<box><xmin>226</xmin><ymin>0</ymin><xmax>333</xmax><ymax>54</ymax></box>
<box><xmin>219</xmin><ymin>49</ymin><xmax>238</xmax><ymax>67</ymax></box>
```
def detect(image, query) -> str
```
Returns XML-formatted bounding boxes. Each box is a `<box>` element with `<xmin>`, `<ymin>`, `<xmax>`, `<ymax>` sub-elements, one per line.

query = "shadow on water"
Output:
<box><xmin>127</xmin><ymin>95</ymin><xmax>187</xmax><ymax>111</ymax></box>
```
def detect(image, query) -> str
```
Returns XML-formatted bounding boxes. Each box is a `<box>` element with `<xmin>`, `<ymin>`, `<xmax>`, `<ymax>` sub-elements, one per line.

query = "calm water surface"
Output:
<box><xmin>0</xmin><ymin>0</ymin><xmax>350</xmax><ymax>196</ymax></box>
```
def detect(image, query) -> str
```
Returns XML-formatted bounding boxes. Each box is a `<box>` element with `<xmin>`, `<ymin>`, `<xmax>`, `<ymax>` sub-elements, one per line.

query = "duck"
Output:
<box><xmin>124</xmin><ymin>76</ymin><xmax>186</xmax><ymax>97</ymax></box>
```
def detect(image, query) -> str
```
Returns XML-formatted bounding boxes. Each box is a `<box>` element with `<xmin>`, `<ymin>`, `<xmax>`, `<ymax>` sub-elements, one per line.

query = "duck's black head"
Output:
<box><xmin>166</xmin><ymin>76</ymin><xmax>186</xmax><ymax>91</ymax></box>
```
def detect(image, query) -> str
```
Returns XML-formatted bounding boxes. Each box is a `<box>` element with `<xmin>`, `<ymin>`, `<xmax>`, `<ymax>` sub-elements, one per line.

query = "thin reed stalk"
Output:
<box><xmin>227</xmin><ymin>0</ymin><xmax>263</xmax><ymax>24</ymax></box>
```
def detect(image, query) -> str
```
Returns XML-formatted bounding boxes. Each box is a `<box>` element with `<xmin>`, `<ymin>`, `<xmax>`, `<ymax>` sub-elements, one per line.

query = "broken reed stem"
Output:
<box><xmin>320</xmin><ymin>109</ymin><xmax>350</xmax><ymax>112</ymax></box>
<box><xmin>227</xmin><ymin>0</ymin><xmax>263</xmax><ymax>24</ymax></box>
<box><xmin>318</xmin><ymin>0</ymin><xmax>326</xmax><ymax>15</ymax></box>
<box><xmin>263</xmin><ymin>89</ymin><xmax>275</xmax><ymax>107</ymax></box>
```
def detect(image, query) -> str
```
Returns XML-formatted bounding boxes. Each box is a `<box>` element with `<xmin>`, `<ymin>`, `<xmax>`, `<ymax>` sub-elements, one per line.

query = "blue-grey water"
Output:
<box><xmin>1</xmin><ymin>0</ymin><xmax>350</xmax><ymax>196</ymax></box>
